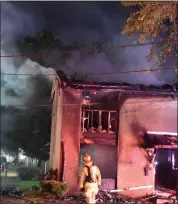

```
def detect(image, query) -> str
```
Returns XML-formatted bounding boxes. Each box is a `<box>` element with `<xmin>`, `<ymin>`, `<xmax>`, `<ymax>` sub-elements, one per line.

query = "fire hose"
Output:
<box><xmin>101</xmin><ymin>184</ymin><xmax>153</xmax><ymax>193</ymax></box>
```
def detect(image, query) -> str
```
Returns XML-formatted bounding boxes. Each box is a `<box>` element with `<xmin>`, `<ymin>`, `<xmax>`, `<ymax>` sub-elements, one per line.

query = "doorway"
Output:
<box><xmin>155</xmin><ymin>148</ymin><xmax>177</xmax><ymax>190</ymax></box>
<box><xmin>79</xmin><ymin>144</ymin><xmax>117</xmax><ymax>189</ymax></box>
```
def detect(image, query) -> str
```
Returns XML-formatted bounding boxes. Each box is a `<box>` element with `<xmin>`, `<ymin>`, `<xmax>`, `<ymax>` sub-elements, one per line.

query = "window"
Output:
<box><xmin>81</xmin><ymin>109</ymin><xmax>117</xmax><ymax>134</ymax></box>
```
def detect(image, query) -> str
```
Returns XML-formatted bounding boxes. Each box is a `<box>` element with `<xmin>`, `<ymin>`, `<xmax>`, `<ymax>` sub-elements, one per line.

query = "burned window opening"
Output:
<box><xmin>81</xmin><ymin>109</ymin><xmax>117</xmax><ymax>134</ymax></box>
<box><xmin>155</xmin><ymin>148</ymin><xmax>178</xmax><ymax>190</ymax></box>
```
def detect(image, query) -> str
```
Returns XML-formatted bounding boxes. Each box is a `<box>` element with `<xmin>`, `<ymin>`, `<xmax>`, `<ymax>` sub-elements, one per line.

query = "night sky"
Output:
<box><xmin>2</xmin><ymin>2</ymin><xmax>131</xmax><ymax>43</ymax></box>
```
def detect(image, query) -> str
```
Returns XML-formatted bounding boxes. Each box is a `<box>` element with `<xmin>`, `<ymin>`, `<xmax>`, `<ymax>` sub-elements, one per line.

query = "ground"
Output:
<box><xmin>0</xmin><ymin>196</ymin><xmax>86</xmax><ymax>204</ymax></box>
<box><xmin>0</xmin><ymin>168</ymin><xmax>79</xmax><ymax>204</ymax></box>
<box><xmin>1</xmin><ymin>168</ymin><xmax>176</xmax><ymax>204</ymax></box>
<box><xmin>1</xmin><ymin>168</ymin><xmax>40</xmax><ymax>190</ymax></box>
<box><xmin>1</xmin><ymin>167</ymin><xmax>40</xmax><ymax>204</ymax></box>
<box><xmin>0</xmin><ymin>196</ymin><xmax>25</xmax><ymax>204</ymax></box>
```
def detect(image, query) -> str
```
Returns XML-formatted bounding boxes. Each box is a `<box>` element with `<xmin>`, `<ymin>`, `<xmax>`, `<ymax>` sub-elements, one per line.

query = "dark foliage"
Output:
<box><xmin>1</xmin><ymin>75</ymin><xmax>52</xmax><ymax>160</ymax></box>
<box><xmin>17</xmin><ymin>166</ymin><xmax>42</xmax><ymax>180</ymax></box>
<box><xmin>40</xmin><ymin>168</ymin><xmax>69</xmax><ymax>198</ymax></box>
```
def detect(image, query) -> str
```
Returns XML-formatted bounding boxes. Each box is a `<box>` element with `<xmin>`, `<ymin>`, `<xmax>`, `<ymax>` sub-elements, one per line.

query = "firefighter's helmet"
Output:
<box><xmin>83</xmin><ymin>153</ymin><xmax>92</xmax><ymax>164</ymax></box>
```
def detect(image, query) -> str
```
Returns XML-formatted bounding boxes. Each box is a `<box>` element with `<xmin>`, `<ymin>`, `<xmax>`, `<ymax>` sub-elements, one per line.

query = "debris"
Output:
<box><xmin>10</xmin><ymin>187</ymin><xmax>24</xmax><ymax>197</ymax></box>
<box><xmin>3</xmin><ymin>188</ymin><xmax>176</xmax><ymax>204</ymax></box>
<box><xmin>31</xmin><ymin>186</ymin><xmax>40</xmax><ymax>191</ymax></box>
<box><xmin>60</xmin><ymin>191</ymin><xmax>154</xmax><ymax>204</ymax></box>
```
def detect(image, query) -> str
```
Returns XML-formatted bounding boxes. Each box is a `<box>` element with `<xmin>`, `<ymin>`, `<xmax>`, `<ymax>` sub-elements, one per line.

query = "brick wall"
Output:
<box><xmin>61</xmin><ymin>88</ymin><xmax>82</xmax><ymax>194</ymax></box>
<box><xmin>117</xmin><ymin>95</ymin><xmax>177</xmax><ymax>198</ymax></box>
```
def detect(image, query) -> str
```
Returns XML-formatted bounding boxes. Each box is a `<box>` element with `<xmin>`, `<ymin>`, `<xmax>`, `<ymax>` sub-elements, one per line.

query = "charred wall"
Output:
<box><xmin>117</xmin><ymin>94</ymin><xmax>177</xmax><ymax>198</ymax></box>
<box><xmin>61</xmin><ymin>88</ymin><xmax>82</xmax><ymax>194</ymax></box>
<box><xmin>51</xmin><ymin>81</ymin><xmax>177</xmax><ymax>197</ymax></box>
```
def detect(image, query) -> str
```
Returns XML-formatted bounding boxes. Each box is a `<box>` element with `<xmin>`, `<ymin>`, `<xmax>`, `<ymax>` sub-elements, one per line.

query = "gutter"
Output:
<box><xmin>66</xmin><ymin>86</ymin><xmax>178</xmax><ymax>96</ymax></box>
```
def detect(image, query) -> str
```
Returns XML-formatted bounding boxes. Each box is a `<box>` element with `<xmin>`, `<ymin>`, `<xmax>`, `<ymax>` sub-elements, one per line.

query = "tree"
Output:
<box><xmin>121</xmin><ymin>2</ymin><xmax>178</xmax><ymax>71</ymax></box>
<box><xmin>16</xmin><ymin>27</ymin><xmax>87</xmax><ymax>69</ymax></box>
<box><xmin>0</xmin><ymin>156</ymin><xmax>7</xmax><ymax>164</ymax></box>
<box><xmin>1</xmin><ymin>75</ymin><xmax>52</xmax><ymax>162</ymax></box>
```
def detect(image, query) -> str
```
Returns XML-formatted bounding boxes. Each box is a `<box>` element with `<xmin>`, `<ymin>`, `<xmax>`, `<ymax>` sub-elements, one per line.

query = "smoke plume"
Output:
<box><xmin>1</xmin><ymin>2</ymin><xmax>53</xmax><ymax>151</ymax></box>
<box><xmin>1</xmin><ymin>2</ymin><xmax>177</xmax><ymax>87</ymax></box>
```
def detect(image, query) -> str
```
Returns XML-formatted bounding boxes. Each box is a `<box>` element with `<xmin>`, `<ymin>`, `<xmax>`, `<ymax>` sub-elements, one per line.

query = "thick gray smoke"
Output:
<box><xmin>1</xmin><ymin>2</ymin><xmax>54</xmax><ymax>146</ymax></box>
<box><xmin>1</xmin><ymin>2</ymin><xmax>54</xmax><ymax>107</ymax></box>
<box><xmin>1</xmin><ymin>1</ymin><xmax>177</xmax><ymax>88</ymax></box>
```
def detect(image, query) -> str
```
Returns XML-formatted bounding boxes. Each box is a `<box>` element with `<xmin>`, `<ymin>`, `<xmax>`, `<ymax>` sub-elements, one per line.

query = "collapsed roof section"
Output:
<box><xmin>55</xmin><ymin>70</ymin><xmax>178</xmax><ymax>95</ymax></box>
<box><xmin>142</xmin><ymin>133</ymin><xmax>178</xmax><ymax>148</ymax></box>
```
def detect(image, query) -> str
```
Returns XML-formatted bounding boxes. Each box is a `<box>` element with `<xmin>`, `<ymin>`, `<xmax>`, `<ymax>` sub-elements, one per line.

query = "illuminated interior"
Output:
<box><xmin>79</xmin><ymin>144</ymin><xmax>117</xmax><ymax>180</ymax></box>
<box><xmin>145</xmin><ymin>131</ymin><xmax>178</xmax><ymax>190</ymax></box>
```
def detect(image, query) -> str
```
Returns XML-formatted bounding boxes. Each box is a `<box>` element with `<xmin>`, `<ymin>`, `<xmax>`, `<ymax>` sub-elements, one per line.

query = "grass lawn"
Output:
<box><xmin>20</xmin><ymin>180</ymin><xmax>40</xmax><ymax>190</ymax></box>
<box><xmin>1</xmin><ymin>168</ymin><xmax>40</xmax><ymax>190</ymax></box>
<box><xmin>1</xmin><ymin>170</ymin><xmax>18</xmax><ymax>177</ymax></box>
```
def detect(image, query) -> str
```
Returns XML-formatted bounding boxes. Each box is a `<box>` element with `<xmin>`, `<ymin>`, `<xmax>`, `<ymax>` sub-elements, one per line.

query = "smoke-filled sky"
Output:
<box><xmin>1</xmin><ymin>1</ymin><xmax>177</xmax><ymax>108</ymax></box>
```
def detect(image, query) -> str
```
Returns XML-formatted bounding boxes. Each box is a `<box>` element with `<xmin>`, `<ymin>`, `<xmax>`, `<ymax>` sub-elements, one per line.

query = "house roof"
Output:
<box><xmin>55</xmin><ymin>70</ymin><xmax>178</xmax><ymax>95</ymax></box>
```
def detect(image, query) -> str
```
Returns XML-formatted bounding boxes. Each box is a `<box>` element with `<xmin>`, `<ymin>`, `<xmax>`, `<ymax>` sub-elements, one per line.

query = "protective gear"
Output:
<box><xmin>83</xmin><ymin>153</ymin><xmax>92</xmax><ymax>164</ymax></box>
<box><xmin>80</xmin><ymin>187</ymin><xmax>85</xmax><ymax>192</ymax></box>
<box><xmin>84</xmin><ymin>182</ymin><xmax>99</xmax><ymax>204</ymax></box>
<box><xmin>79</xmin><ymin>154</ymin><xmax>101</xmax><ymax>204</ymax></box>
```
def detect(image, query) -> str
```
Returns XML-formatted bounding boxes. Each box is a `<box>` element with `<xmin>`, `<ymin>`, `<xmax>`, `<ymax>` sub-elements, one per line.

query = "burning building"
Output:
<box><xmin>49</xmin><ymin>71</ymin><xmax>178</xmax><ymax>198</ymax></box>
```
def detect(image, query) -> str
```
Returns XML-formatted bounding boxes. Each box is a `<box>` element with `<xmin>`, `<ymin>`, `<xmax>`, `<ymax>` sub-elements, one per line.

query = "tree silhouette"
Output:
<box><xmin>122</xmin><ymin>2</ymin><xmax>178</xmax><ymax>71</ymax></box>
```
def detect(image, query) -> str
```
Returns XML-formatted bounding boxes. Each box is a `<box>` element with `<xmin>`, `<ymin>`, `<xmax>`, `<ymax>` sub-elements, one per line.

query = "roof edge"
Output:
<box><xmin>61</xmin><ymin>81</ymin><xmax>178</xmax><ymax>94</ymax></box>
<box><xmin>55</xmin><ymin>70</ymin><xmax>178</xmax><ymax>94</ymax></box>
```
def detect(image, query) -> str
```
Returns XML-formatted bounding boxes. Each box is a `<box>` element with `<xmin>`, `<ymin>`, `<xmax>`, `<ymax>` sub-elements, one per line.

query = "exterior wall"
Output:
<box><xmin>117</xmin><ymin>95</ymin><xmax>177</xmax><ymax>198</ymax></box>
<box><xmin>49</xmin><ymin>78</ymin><xmax>63</xmax><ymax>177</ymax></box>
<box><xmin>61</xmin><ymin>88</ymin><xmax>82</xmax><ymax>194</ymax></box>
<box><xmin>50</xmin><ymin>82</ymin><xmax>177</xmax><ymax>197</ymax></box>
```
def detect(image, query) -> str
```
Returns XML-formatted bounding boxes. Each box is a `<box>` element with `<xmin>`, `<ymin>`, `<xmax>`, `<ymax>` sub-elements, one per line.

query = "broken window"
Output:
<box><xmin>81</xmin><ymin>109</ymin><xmax>117</xmax><ymax>134</ymax></box>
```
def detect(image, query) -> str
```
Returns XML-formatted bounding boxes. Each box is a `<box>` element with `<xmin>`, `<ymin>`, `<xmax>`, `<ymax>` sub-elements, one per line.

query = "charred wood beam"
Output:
<box><xmin>108</xmin><ymin>112</ymin><xmax>111</xmax><ymax>133</ymax></box>
<box><xmin>91</xmin><ymin>110</ymin><xmax>93</xmax><ymax>128</ymax></box>
<box><xmin>82</xmin><ymin>110</ymin><xmax>85</xmax><ymax>132</ymax></box>
<box><xmin>80</xmin><ymin>137</ymin><xmax>116</xmax><ymax>145</ymax></box>
<box><xmin>99</xmin><ymin>111</ymin><xmax>102</xmax><ymax>129</ymax></box>
<box><xmin>64</xmin><ymin>81</ymin><xmax>178</xmax><ymax>94</ymax></box>
<box><xmin>155</xmin><ymin>145</ymin><xmax>178</xmax><ymax>149</ymax></box>
<box><xmin>81</xmin><ymin>109</ymin><xmax>117</xmax><ymax>133</ymax></box>
<box><xmin>83</xmin><ymin>109</ymin><xmax>117</xmax><ymax>113</ymax></box>
<box><xmin>87</xmin><ymin>111</ymin><xmax>90</xmax><ymax>128</ymax></box>
<box><xmin>141</xmin><ymin>134</ymin><xmax>178</xmax><ymax>147</ymax></box>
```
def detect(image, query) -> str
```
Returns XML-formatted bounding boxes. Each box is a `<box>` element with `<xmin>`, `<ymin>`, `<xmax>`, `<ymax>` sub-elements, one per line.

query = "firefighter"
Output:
<box><xmin>79</xmin><ymin>153</ymin><xmax>101</xmax><ymax>204</ymax></box>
